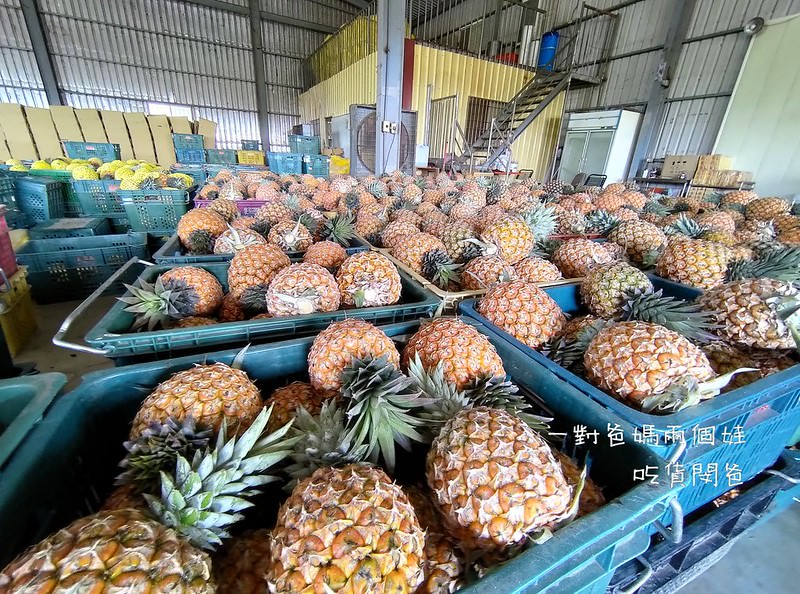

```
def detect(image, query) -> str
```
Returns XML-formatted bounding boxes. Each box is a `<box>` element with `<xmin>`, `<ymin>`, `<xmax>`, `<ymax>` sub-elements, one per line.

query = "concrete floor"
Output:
<box><xmin>13</xmin><ymin>299</ymin><xmax>800</xmax><ymax>593</ymax></box>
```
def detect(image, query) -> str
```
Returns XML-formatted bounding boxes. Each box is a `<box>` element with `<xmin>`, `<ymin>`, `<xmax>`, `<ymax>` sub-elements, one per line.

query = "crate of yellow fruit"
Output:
<box><xmin>0</xmin><ymin>318</ymin><xmax>679</xmax><ymax>593</ymax></box>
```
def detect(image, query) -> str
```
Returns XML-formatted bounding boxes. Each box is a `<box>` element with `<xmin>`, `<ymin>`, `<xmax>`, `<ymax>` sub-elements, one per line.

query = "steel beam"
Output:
<box><xmin>375</xmin><ymin>0</ymin><xmax>405</xmax><ymax>174</ymax></box>
<box><xmin>19</xmin><ymin>0</ymin><xmax>61</xmax><ymax>105</ymax></box>
<box><xmin>628</xmin><ymin>0</ymin><xmax>697</xmax><ymax>176</ymax></box>
<box><xmin>249</xmin><ymin>0</ymin><xmax>271</xmax><ymax>152</ymax></box>
<box><xmin>341</xmin><ymin>0</ymin><xmax>369</xmax><ymax>9</ymax></box>
<box><xmin>181</xmin><ymin>0</ymin><xmax>337</xmax><ymax>34</ymax></box>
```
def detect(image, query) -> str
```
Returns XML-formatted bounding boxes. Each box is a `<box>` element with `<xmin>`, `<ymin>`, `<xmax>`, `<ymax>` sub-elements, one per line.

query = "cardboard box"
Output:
<box><xmin>0</xmin><ymin>127</ymin><xmax>11</xmax><ymax>161</ymax></box>
<box><xmin>0</xmin><ymin>104</ymin><xmax>38</xmax><ymax>160</ymax></box>
<box><xmin>697</xmin><ymin>154</ymin><xmax>733</xmax><ymax>172</ymax></box>
<box><xmin>322</xmin><ymin>147</ymin><xmax>345</xmax><ymax>157</ymax></box>
<box><xmin>661</xmin><ymin>154</ymin><xmax>699</xmax><ymax>179</ymax></box>
<box><xmin>169</xmin><ymin>116</ymin><xmax>193</xmax><ymax>134</ymax></box>
<box><xmin>74</xmin><ymin>109</ymin><xmax>108</xmax><ymax>143</ymax></box>
<box><xmin>147</xmin><ymin>115</ymin><xmax>177</xmax><ymax>166</ymax></box>
<box><xmin>24</xmin><ymin>107</ymin><xmax>63</xmax><ymax>160</ymax></box>
<box><xmin>693</xmin><ymin>169</ymin><xmax>753</xmax><ymax>188</ymax></box>
<box><xmin>99</xmin><ymin>110</ymin><xmax>134</xmax><ymax>161</ymax></box>
<box><xmin>49</xmin><ymin>106</ymin><xmax>84</xmax><ymax>142</ymax></box>
<box><xmin>123</xmin><ymin>112</ymin><xmax>157</xmax><ymax>163</ymax></box>
<box><xmin>195</xmin><ymin>119</ymin><xmax>217</xmax><ymax>148</ymax></box>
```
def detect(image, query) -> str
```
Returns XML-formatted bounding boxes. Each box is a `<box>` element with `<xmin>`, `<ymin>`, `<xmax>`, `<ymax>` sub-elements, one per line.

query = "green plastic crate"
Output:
<box><xmin>72</xmin><ymin>260</ymin><xmax>441</xmax><ymax>361</ymax></box>
<box><xmin>205</xmin><ymin>149</ymin><xmax>238</xmax><ymax>164</ymax></box>
<box><xmin>14</xmin><ymin>177</ymin><xmax>65</xmax><ymax>223</ymax></box>
<box><xmin>1</xmin><ymin>320</ymin><xmax>676</xmax><ymax>591</ymax></box>
<box><xmin>15</xmin><ymin>233</ymin><xmax>149</xmax><ymax>303</ymax></box>
<box><xmin>288</xmin><ymin>134</ymin><xmax>321</xmax><ymax>154</ymax></box>
<box><xmin>175</xmin><ymin>148</ymin><xmax>206</xmax><ymax>164</ymax></box>
<box><xmin>303</xmin><ymin>154</ymin><xmax>330</xmax><ymax>177</ymax></box>
<box><xmin>267</xmin><ymin>152</ymin><xmax>303</xmax><ymax>175</ymax></box>
<box><xmin>117</xmin><ymin>189</ymin><xmax>190</xmax><ymax>234</ymax></box>
<box><xmin>241</xmin><ymin>139</ymin><xmax>260</xmax><ymax>150</ymax></box>
<box><xmin>152</xmin><ymin>232</ymin><xmax>369</xmax><ymax>264</ymax></box>
<box><xmin>0</xmin><ymin>373</ymin><xmax>66</xmax><ymax>472</ymax></box>
<box><xmin>62</xmin><ymin>142</ymin><xmax>120</xmax><ymax>162</ymax></box>
<box><xmin>71</xmin><ymin>179</ymin><xmax>124</xmax><ymax>216</ymax></box>
<box><xmin>29</xmin><ymin>217</ymin><xmax>112</xmax><ymax>239</ymax></box>
<box><xmin>171</xmin><ymin>165</ymin><xmax>207</xmax><ymax>188</ymax></box>
<box><xmin>172</xmin><ymin>133</ymin><xmax>204</xmax><ymax>151</ymax></box>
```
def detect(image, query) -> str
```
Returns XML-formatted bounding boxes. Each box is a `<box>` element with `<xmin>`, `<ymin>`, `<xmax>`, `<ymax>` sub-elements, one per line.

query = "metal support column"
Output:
<box><xmin>19</xmin><ymin>0</ymin><xmax>62</xmax><ymax>105</ymax></box>
<box><xmin>248</xmin><ymin>0</ymin><xmax>271</xmax><ymax>152</ymax></box>
<box><xmin>375</xmin><ymin>0</ymin><xmax>405</xmax><ymax>175</ymax></box>
<box><xmin>629</xmin><ymin>0</ymin><xmax>697</xmax><ymax>176</ymax></box>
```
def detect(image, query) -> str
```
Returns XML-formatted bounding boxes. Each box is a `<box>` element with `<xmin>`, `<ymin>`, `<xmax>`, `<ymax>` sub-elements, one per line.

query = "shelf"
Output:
<box><xmin>689</xmin><ymin>183</ymin><xmax>755</xmax><ymax>189</ymax></box>
<box><xmin>633</xmin><ymin>177</ymin><xmax>689</xmax><ymax>184</ymax></box>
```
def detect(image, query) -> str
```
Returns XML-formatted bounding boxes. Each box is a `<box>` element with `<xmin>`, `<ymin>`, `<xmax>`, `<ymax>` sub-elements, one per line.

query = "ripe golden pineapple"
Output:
<box><xmin>177</xmin><ymin>208</ymin><xmax>228</xmax><ymax>254</ymax></box>
<box><xmin>267</xmin><ymin>220</ymin><xmax>313</xmax><ymax>252</ymax></box>
<box><xmin>264</xmin><ymin>381</ymin><xmax>324</xmax><ymax>433</ymax></box>
<box><xmin>267</xmin><ymin>464</ymin><xmax>426</xmax><ymax>593</ymax></box>
<box><xmin>559</xmin><ymin>314</ymin><xmax>602</xmax><ymax>340</ymax></box>
<box><xmin>172</xmin><ymin>316</ymin><xmax>217</xmax><ymax>328</ymax></box>
<box><xmin>477</xmin><ymin>281</ymin><xmax>565</xmax><ymax>349</ymax></box>
<box><xmin>606</xmin><ymin>220</ymin><xmax>666</xmax><ymax>265</ymax></box>
<box><xmin>479</xmin><ymin>216</ymin><xmax>534</xmax><ymax>265</ymax></box>
<box><xmin>552</xmin><ymin>238</ymin><xmax>614</xmax><ymax>278</ymax></box>
<box><xmin>355</xmin><ymin>214</ymin><xmax>386</xmax><ymax>242</ymax></box>
<box><xmin>207</xmin><ymin>197</ymin><xmax>240</xmax><ymax>222</ymax></box>
<box><xmin>779</xmin><ymin>226</ymin><xmax>800</xmax><ymax>246</ymax></box>
<box><xmin>696</xmin><ymin>211</ymin><xmax>737</xmax><ymax>234</ymax></box>
<box><xmin>580</xmin><ymin>262</ymin><xmax>652</xmax><ymax>319</ymax></box>
<box><xmin>302</xmin><ymin>240</ymin><xmax>348</xmax><ymax>271</ymax></box>
<box><xmin>215</xmin><ymin>530</ymin><xmax>272</xmax><ymax>594</ymax></box>
<box><xmin>698</xmin><ymin>278</ymin><xmax>800</xmax><ymax>349</ymax></box>
<box><xmin>655</xmin><ymin>238</ymin><xmax>729</xmax><ymax>290</ymax></box>
<box><xmin>427</xmin><ymin>407</ymin><xmax>572</xmax><ymax>551</ymax></box>
<box><xmin>254</xmin><ymin>201</ymin><xmax>295</xmax><ymax>226</ymax></box>
<box><xmin>594</xmin><ymin>192</ymin><xmax>626</xmax><ymax>212</ymax></box>
<box><xmin>227</xmin><ymin>244</ymin><xmax>291</xmax><ymax>309</ymax></box>
<box><xmin>720</xmin><ymin>190</ymin><xmax>757</xmax><ymax>207</ymax></box>
<box><xmin>218</xmin><ymin>292</ymin><xmax>245</xmax><ymax>322</ymax></box>
<box><xmin>461</xmin><ymin>255</ymin><xmax>517</xmax><ymax>290</ymax></box>
<box><xmin>336</xmin><ymin>251</ymin><xmax>401</xmax><ymax>307</ymax></box>
<box><xmin>745</xmin><ymin>197</ymin><xmax>790</xmax><ymax>221</ymax></box>
<box><xmin>130</xmin><ymin>360</ymin><xmax>263</xmax><ymax>438</ymax></box>
<box><xmin>584</xmin><ymin>321</ymin><xmax>714</xmax><ymax>406</ymax></box>
<box><xmin>513</xmin><ymin>256</ymin><xmax>563</xmax><ymax>283</ymax></box>
<box><xmin>438</xmin><ymin>221</ymin><xmax>476</xmax><ymax>262</ymax></box>
<box><xmin>308</xmin><ymin>319</ymin><xmax>400</xmax><ymax>393</ymax></box>
<box><xmin>401</xmin><ymin>318</ymin><xmax>505</xmax><ymax>389</ymax></box>
<box><xmin>391</xmin><ymin>232</ymin><xmax>447</xmax><ymax>274</ymax></box>
<box><xmin>381</xmin><ymin>220</ymin><xmax>420</xmax><ymax>249</ymax></box>
<box><xmin>266</xmin><ymin>263</ymin><xmax>341</xmax><ymax>317</ymax></box>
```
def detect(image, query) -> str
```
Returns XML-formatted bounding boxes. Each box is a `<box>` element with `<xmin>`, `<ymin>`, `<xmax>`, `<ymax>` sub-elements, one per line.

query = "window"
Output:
<box><xmin>147</xmin><ymin>102</ymin><xmax>193</xmax><ymax>118</ymax></box>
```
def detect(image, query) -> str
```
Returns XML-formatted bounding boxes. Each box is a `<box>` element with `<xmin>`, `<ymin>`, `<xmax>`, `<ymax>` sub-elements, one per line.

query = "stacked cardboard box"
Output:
<box><xmin>692</xmin><ymin>153</ymin><xmax>753</xmax><ymax>188</ymax></box>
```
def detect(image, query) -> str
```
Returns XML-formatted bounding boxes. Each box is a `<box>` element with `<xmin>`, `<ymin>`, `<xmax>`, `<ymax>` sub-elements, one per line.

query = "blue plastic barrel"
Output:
<box><xmin>537</xmin><ymin>31</ymin><xmax>560</xmax><ymax>70</ymax></box>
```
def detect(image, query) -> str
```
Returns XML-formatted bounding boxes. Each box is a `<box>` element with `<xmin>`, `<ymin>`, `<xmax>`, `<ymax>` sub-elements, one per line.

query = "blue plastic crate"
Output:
<box><xmin>152</xmin><ymin>232</ymin><xmax>369</xmax><ymax>264</ymax></box>
<box><xmin>170</xmin><ymin>165</ymin><xmax>207</xmax><ymax>188</ymax></box>
<box><xmin>29</xmin><ymin>217</ymin><xmax>112</xmax><ymax>239</ymax></box>
<box><xmin>14</xmin><ymin>176</ymin><xmax>65</xmax><ymax>223</ymax></box>
<box><xmin>0</xmin><ymin>171</ymin><xmax>14</xmax><ymax>205</ymax></box>
<box><xmin>205</xmin><ymin>149</ymin><xmax>237</xmax><ymax>164</ymax></box>
<box><xmin>172</xmin><ymin>133</ymin><xmax>204</xmax><ymax>151</ymax></box>
<box><xmin>303</xmin><ymin>154</ymin><xmax>330</xmax><ymax>177</ymax></box>
<box><xmin>4</xmin><ymin>319</ymin><xmax>677</xmax><ymax>591</ymax></box>
<box><xmin>62</xmin><ymin>142</ymin><xmax>120</xmax><ymax>162</ymax></box>
<box><xmin>71</xmin><ymin>179</ymin><xmax>124</xmax><ymax>216</ymax></box>
<box><xmin>73</xmin><ymin>260</ymin><xmax>440</xmax><ymax>360</ymax></box>
<box><xmin>459</xmin><ymin>282</ymin><xmax>800</xmax><ymax>524</ymax></box>
<box><xmin>267</xmin><ymin>152</ymin><xmax>303</xmax><ymax>175</ymax></box>
<box><xmin>15</xmin><ymin>232</ymin><xmax>149</xmax><ymax>303</ymax></box>
<box><xmin>175</xmin><ymin>148</ymin><xmax>206</xmax><ymax>164</ymax></box>
<box><xmin>118</xmin><ymin>189</ymin><xmax>190</xmax><ymax>235</ymax></box>
<box><xmin>241</xmin><ymin>139</ymin><xmax>260</xmax><ymax>150</ymax></box>
<box><xmin>288</xmin><ymin>134</ymin><xmax>321</xmax><ymax>154</ymax></box>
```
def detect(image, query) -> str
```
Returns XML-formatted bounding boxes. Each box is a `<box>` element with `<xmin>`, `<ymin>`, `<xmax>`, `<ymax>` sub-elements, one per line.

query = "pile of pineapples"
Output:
<box><xmin>0</xmin><ymin>318</ymin><xmax>607</xmax><ymax>593</ymax></box>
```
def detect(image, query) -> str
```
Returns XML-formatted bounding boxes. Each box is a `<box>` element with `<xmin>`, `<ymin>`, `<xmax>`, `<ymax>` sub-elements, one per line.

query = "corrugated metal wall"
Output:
<box><xmin>0</xmin><ymin>0</ymin><xmax>349</xmax><ymax>150</ymax></box>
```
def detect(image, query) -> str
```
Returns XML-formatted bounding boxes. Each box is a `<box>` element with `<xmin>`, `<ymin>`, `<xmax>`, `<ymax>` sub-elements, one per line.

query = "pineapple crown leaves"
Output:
<box><xmin>117</xmin><ymin>416</ymin><xmax>213</xmax><ymax>492</ymax></box>
<box><xmin>642</xmin><ymin>200</ymin><xmax>671</xmax><ymax>217</ymax></box>
<box><xmin>339</xmin><ymin>356</ymin><xmax>433</xmax><ymax>472</ymax></box>
<box><xmin>144</xmin><ymin>405</ymin><xmax>299</xmax><ymax>550</ymax></box>
<box><xmin>773</xmin><ymin>293</ymin><xmax>800</xmax><ymax>354</ymax></box>
<box><xmin>585</xmin><ymin>210</ymin><xmax>620</xmax><ymax>235</ymax></box>
<box><xmin>542</xmin><ymin>319</ymin><xmax>612</xmax><ymax>371</ymax></box>
<box><xmin>621</xmin><ymin>288</ymin><xmax>721</xmax><ymax>343</ymax></box>
<box><xmin>422</xmin><ymin>249</ymin><xmax>462</xmax><ymax>290</ymax></box>
<box><xmin>119</xmin><ymin>277</ymin><xmax>182</xmax><ymax>331</ymax></box>
<box><xmin>296</xmin><ymin>211</ymin><xmax>323</xmax><ymax>237</ymax></box>
<box><xmin>283</xmin><ymin>401</ymin><xmax>370</xmax><ymax>490</ymax></box>
<box><xmin>460</xmin><ymin>237</ymin><xmax>499</xmax><ymax>258</ymax></box>
<box><xmin>639</xmin><ymin>368</ymin><xmax>758</xmax><ymax>413</ymax></box>
<box><xmin>186</xmin><ymin>229</ymin><xmax>216</xmax><ymax>255</ymax></box>
<box><xmin>322</xmin><ymin>213</ymin><xmax>356</xmax><ymax>246</ymax></box>
<box><xmin>664</xmin><ymin>214</ymin><xmax>708</xmax><ymax>238</ymax></box>
<box><xmin>462</xmin><ymin>375</ymin><xmax>554</xmax><ymax>435</ymax></box>
<box><xmin>531</xmin><ymin>238</ymin><xmax>562</xmax><ymax>259</ymax></box>
<box><xmin>726</xmin><ymin>247</ymin><xmax>800</xmax><ymax>283</ymax></box>
<box><xmin>520</xmin><ymin>204</ymin><xmax>558</xmax><ymax>242</ymax></box>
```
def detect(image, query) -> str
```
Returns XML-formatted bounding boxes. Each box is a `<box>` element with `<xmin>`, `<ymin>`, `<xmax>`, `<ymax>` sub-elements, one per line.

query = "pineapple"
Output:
<box><xmin>267</xmin><ymin>464</ymin><xmax>426</xmax><ymax>594</ymax></box>
<box><xmin>254</xmin><ymin>201</ymin><xmax>295</xmax><ymax>226</ymax></box>
<box><xmin>655</xmin><ymin>238</ymin><xmax>729</xmax><ymax>290</ymax></box>
<box><xmin>0</xmin><ymin>408</ymin><xmax>294</xmax><ymax>594</ymax></box>
<box><xmin>130</xmin><ymin>358</ymin><xmax>263</xmax><ymax>439</ymax></box>
<box><xmin>215</xmin><ymin>529</ymin><xmax>272</xmax><ymax>594</ymax></box>
<box><xmin>745</xmin><ymin>197</ymin><xmax>790</xmax><ymax>221</ymax></box>
<box><xmin>119</xmin><ymin>266</ymin><xmax>224</xmax><ymax>330</ymax></box>
<box><xmin>302</xmin><ymin>240</ymin><xmax>348</xmax><ymax>271</ymax></box>
<box><xmin>461</xmin><ymin>255</ymin><xmax>516</xmax><ymax>290</ymax></box>
<box><xmin>355</xmin><ymin>214</ymin><xmax>386</xmax><ymax>243</ymax></box>
<box><xmin>552</xmin><ymin>238</ymin><xmax>614</xmax><ymax>278</ymax></box>
<box><xmin>606</xmin><ymin>220</ymin><xmax>666</xmax><ymax>266</ymax></box>
<box><xmin>308</xmin><ymin>319</ymin><xmax>400</xmax><ymax>393</ymax></box>
<box><xmin>391</xmin><ymin>232</ymin><xmax>447</xmax><ymax>274</ymax></box>
<box><xmin>207</xmin><ymin>198</ymin><xmax>240</xmax><ymax>222</ymax></box>
<box><xmin>580</xmin><ymin>262</ymin><xmax>652</xmax><ymax>319</ymax></box>
<box><xmin>177</xmin><ymin>208</ymin><xmax>228</xmax><ymax>254</ymax></box>
<box><xmin>227</xmin><ymin>244</ymin><xmax>291</xmax><ymax>311</ymax></box>
<box><xmin>479</xmin><ymin>216</ymin><xmax>535</xmax><ymax>265</ymax></box>
<box><xmin>218</xmin><ymin>292</ymin><xmax>245</xmax><ymax>322</ymax></box>
<box><xmin>780</xmin><ymin>227</ymin><xmax>800</xmax><ymax>246</ymax></box>
<box><xmin>477</xmin><ymin>281</ymin><xmax>565</xmax><ymax>349</ymax></box>
<box><xmin>440</xmin><ymin>221</ymin><xmax>477</xmax><ymax>263</ymax></box>
<box><xmin>381</xmin><ymin>220</ymin><xmax>420</xmax><ymax>249</ymax></box>
<box><xmin>336</xmin><ymin>251</ymin><xmax>401</xmax><ymax>307</ymax></box>
<box><xmin>267</xmin><ymin>220</ymin><xmax>313</xmax><ymax>252</ymax></box>
<box><xmin>594</xmin><ymin>192</ymin><xmax>626</xmax><ymax>212</ymax></box>
<box><xmin>720</xmin><ymin>190</ymin><xmax>757</xmax><ymax>207</ymax></box>
<box><xmin>266</xmin><ymin>263</ymin><xmax>341</xmax><ymax>317</ymax></box>
<box><xmin>427</xmin><ymin>407</ymin><xmax>572</xmax><ymax>551</ymax></box>
<box><xmin>172</xmin><ymin>316</ymin><xmax>217</xmax><ymax>328</ymax></box>
<box><xmin>514</xmin><ymin>256</ymin><xmax>563</xmax><ymax>283</ymax></box>
<box><xmin>553</xmin><ymin>451</ymin><xmax>606</xmax><ymax>517</ymax></box>
<box><xmin>696</xmin><ymin>211</ymin><xmax>737</xmax><ymax>234</ymax></box>
<box><xmin>401</xmin><ymin>318</ymin><xmax>505</xmax><ymax>390</ymax></box>
<box><xmin>583</xmin><ymin>321</ymin><xmax>714</xmax><ymax>409</ymax></box>
<box><xmin>213</xmin><ymin>227</ymin><xmax>266</xmax><ymax>254</ymax></box>
<box><xmin>264</xmin><ymin>381</ymin><xmax>324</xmax><ymax>433</ymax></box>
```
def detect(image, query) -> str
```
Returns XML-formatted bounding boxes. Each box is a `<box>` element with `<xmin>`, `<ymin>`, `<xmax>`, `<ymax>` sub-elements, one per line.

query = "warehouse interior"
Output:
<box><xmin>0</xmin><ymin>0</ymin><xmax>799</xmax><ymax>593</ymax></box>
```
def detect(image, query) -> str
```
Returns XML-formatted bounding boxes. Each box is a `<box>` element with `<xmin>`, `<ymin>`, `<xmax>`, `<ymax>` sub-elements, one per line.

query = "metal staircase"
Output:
<box><xmin>455</xmin><ymin>72</ymin><xmax>570</xmax><ymax>171</ymax></box>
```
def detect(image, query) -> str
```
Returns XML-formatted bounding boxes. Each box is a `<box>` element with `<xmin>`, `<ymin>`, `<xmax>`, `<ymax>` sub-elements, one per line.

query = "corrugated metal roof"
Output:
<box><xmin>260</xmin><ymin>0</ymin><xmax>357</xmax><ymax>28</ymax></box>
<box><xmin>0</xmin><ymin>0</ymin><xmax>45</xmax><ymax>105</ymax></box>
<box><xmin>670</xmin><ymin>35</ymin><xmax>749</xmax><ymax>98</ymax></box>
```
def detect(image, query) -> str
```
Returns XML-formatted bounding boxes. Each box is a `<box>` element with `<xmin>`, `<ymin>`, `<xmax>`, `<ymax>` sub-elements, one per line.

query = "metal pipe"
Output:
<box><xmin>19</xmin><ymin>0</ymin><xmax>62</xmax><ymax>105</ymax></box>
<box><xmin>249</xmin><ymin>0</ymin><xmax>271</xmax><ymax>152</ymax></box>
